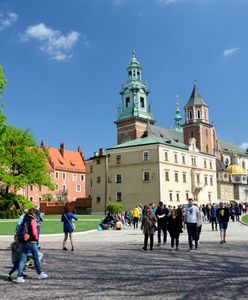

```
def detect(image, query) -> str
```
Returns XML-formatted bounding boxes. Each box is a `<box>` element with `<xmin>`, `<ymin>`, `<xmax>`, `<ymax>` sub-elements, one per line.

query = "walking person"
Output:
<box><xmin>167</xmin><ymin>209</ymin><xmax>182</xmax><ymax>251</ymax></box>
<box><xmin>210</xmin><ymin>204</ymin><xmax>218</xmax><ymax>231</ymax></box>
<box><xmin>184</xmin><ymin>198</ymin><xmax>200</xmax><ymax>252</ymax></box>
<box><xmin>7</xmin><ymin>235</ymin><xmax>27</xmax><ymax>281</ymax></box>
<box><xmin>197</xmin><ymin>205</ymin><xmax>204</xmax><ymax>243</ymax></box>
<box><xmin>35</xmin><ymin>205</ymin><xmax>43</xmax><ymax>249</ymax></box>
<box><xmin>16</xmin><ymin>208</ymin><xmax>48</xmax><ymax>283</ymax></box>
<box><xmin>155</xmin><ymin>201</ymin><xmax>169</xmax><ymax>246</ymax></box>
<box><xmin>217</xmin><ymin>202</ymin><xmax>230</xmax><ymax>244</ymax></box>
<box><xmin>132</xmin><ymin>205</ymin><xmax>140</xmax><ymax>230</ymax></box>
<box><xmin>141</xmin><ymin>205</ymin><xmax>157</xmax><ymax>251</ymax></box>
<box><xmin>61</xmin><ymin>203</ymin><xmax>78</xmax><ymax>251</ymax></box>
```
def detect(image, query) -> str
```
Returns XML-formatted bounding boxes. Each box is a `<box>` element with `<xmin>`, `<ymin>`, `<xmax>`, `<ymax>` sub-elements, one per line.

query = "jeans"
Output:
<box><xmin>9</xmin><ymin>261</ymin><xmax>20</xmax><ymax>276</ymax></box>
<box><xmin>144</xmin><ymin>233</ymin><xmax>154</xmax><ymax>249</ymax></box>
<box><xmin>187</xmin><ymin>223</ymin><xmax>198</xmax><ymax>249</ymax></box>
<box><xmin>157</xmin><ymin>225</ymin><xmax>167</xmax><ymax>244</ymax></box>
<box><xmin>211</xmin><ymin>217</ymin><xmax>217</xmax><ymax>230</ymax></box>
<box><xmin>18</xmin><ymin>243</ymin><xmax>41</xmax><ymax>277</ymax></box>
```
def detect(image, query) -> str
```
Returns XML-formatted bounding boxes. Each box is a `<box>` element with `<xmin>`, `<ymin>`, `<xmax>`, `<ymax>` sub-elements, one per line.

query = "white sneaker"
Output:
<box><xmin>17</xmin><ymin>276</ymin><xmax>25</xmax><ymax>283</ymax></box>
<box><xmin>38</xmin><ymin>272</ymin><xmax>48</xmax><ymax>280</ymax></box>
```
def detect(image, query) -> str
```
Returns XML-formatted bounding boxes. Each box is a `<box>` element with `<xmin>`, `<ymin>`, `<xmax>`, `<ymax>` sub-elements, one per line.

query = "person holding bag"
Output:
<box><xmin>61</xmin><ymin>203</ymin><xmax>78</xmax><ymax>251</ymax></box>
<box><xmin>141</xmin><ymin>205</ymin><xmax>157</xmax><ymax>251</ymax></box>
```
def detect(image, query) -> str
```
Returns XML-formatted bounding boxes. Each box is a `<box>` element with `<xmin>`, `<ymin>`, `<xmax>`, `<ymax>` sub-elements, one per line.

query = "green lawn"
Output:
<box><xmin>0</xmin><ymin>215</ymin><xmax>104</xmax><ymax>235</ymax></box>
<box><xmin>241</xmin><ymin>214</ymin><xmax>248</xmax><ymax>224</ymax></box>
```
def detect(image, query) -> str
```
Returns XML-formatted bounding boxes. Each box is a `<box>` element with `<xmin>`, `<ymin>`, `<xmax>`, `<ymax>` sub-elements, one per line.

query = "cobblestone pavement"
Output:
<box><xmin>0</xmin><ymin>221</ymin><xmax>247</xmax><ymax>300</ymax></box>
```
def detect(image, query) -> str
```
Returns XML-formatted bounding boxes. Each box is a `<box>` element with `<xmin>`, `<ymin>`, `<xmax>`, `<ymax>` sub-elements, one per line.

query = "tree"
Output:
<box><xmin>107</xmin><ymin>202</ymin><xmax>123</xmax><ymax>214</ymax></box>
<box><xmin>0</xmin><ymin>125</ymin><xmax>54</xmax><ymax>193</ymax></box>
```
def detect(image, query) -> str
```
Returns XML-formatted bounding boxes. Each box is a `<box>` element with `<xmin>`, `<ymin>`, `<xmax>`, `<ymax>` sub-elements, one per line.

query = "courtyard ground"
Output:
<box><xmin>0</xmin><ymin>220</ymin><xmax>247</xmax><ymax>300</ymax></box>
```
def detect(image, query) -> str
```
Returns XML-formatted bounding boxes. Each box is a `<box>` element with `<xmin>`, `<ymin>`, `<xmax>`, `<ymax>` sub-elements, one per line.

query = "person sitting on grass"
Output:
<box><xmin>102</xmin><ymin>213</ymin><xmax>114</xmax><ymax>229</ymax></box>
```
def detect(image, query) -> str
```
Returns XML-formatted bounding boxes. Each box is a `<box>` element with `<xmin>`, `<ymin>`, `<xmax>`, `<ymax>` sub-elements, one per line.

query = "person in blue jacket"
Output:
<box><xmin>61</xmin><ymin>203</ymin><xmax>78</xmax><ymax>251</ymax></box>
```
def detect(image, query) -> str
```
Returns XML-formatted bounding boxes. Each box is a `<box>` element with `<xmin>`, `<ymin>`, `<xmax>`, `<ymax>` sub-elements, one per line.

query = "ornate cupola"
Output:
<box><xmin>115</xmin><ymin>49</ymin><xmax>155</xmax><ymax>144</ymax></box>
<box><xmin>174</xmin><ymin>95</ymin><xmax>183</xmax><ymax>132</ymax></box>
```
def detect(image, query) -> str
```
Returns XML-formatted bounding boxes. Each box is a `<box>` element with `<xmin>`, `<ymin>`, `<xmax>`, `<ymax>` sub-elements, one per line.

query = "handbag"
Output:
<box><xmin>64</xmin><ymin>213</ymin><xmax>76</xmax><ymax>231</ymax></box>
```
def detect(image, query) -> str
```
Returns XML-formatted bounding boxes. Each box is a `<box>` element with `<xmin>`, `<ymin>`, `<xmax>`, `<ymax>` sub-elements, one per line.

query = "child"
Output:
<box><xmin>7</xmin><ymin>235</ymin><xmax>26</xmax><ymax>281</ymax></box>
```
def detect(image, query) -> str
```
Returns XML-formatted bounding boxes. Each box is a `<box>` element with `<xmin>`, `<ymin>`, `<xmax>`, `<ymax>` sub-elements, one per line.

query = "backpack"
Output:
<box><xmin>17</xmin><ymin>219</ymin><xmax>30</xmax><ymax>242</ymax></box>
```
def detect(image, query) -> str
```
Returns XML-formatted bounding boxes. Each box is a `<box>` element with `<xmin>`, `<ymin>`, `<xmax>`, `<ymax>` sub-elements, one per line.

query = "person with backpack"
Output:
<box><xmin>155</xmin><ymin>201</ymin><xmax>169</xmax><ymax>246</ymax></box>
<box><xmin>16</xmin><ymin>208</ymin><xmax>48</xmax><ymax>283</ymax></box>
<box><xmin>61</xmin><ymin>203</ymin><xmax>78</xmax><ymax>251</ymax></box>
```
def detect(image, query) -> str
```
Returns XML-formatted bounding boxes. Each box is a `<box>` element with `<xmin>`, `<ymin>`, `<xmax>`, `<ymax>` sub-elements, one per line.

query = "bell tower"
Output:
<box><xmin>183</xmin><ymin>82</ymin><xmax>220</xmax><ymax>156</ymax></box>
<box><xmin>115</xmin><ymin>49</ymin><xmax>155</xmax><ymax>144</ymax></box>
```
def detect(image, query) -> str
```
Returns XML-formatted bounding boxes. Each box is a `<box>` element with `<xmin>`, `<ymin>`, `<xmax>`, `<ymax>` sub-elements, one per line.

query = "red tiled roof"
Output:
<box><xmin>46</xmin><ymin>147</ymin><xmax>85</xmax><ymax>173</ymax></box>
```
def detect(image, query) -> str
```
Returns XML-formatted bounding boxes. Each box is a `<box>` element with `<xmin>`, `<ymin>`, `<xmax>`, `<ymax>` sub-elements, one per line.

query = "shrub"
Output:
<box><xmin>107</xmin><ymin>202</ymin><xmax>123</xmax><ymax>214</ymax></box>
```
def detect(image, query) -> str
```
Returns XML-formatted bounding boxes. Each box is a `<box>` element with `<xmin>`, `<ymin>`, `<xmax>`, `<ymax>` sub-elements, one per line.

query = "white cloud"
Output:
<box><xmin>223</xmin><ymin>47</ymin><xmax>241</xmax><ymax>58</ymax></box>
<box><xmin>0</xmin><ymin>12</ymin><xmax>18</xmax><ymax>31</ymax></box>
<box><xmin>239</xmin><ymin>142</ymin><xmax>248</xmax><ymax>150</ymax></box>
<box><xmin>21</xmin><ymin>23</ymin><xmax>82</xmax><ymax>61</ymax></box>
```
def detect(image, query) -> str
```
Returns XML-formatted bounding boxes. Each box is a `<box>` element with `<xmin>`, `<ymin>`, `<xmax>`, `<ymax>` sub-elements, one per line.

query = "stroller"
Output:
<box><xmin>24</xmin><ymin>251</ymin><xmax>43</xmax><ymax>270</ymax></box>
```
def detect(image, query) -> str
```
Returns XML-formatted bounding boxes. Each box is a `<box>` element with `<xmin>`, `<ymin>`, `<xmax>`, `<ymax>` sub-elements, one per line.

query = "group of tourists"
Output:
<box><xmin>139</xmin><ymin>199</ymin><xmax>240</xmax><ymax>251</ymax></box>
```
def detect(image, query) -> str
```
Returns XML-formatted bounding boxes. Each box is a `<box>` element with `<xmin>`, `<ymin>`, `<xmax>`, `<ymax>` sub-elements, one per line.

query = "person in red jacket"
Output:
<box><xmin>16</xmin><ymin>208</ymin><xmax>48</xmax><ymax>283</ymax></box>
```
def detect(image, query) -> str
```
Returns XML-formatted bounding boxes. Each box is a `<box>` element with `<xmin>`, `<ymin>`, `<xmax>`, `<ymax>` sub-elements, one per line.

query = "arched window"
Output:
<box><xmin>197</xmin><ymin>110</ymin><xmax>201</xmax><ymax>119</ymax></box>
<box><xmin>189</xmin><ymin>110</ymin><xmax>192</xmax><ymax>120</ymax></box>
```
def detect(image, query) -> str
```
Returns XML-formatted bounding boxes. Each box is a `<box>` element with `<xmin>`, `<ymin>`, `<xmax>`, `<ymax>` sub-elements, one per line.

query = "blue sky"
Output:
<box><xmin>0</xmin><ymin>0</ymin><xmax>247</xmax><ymax>157</ymax></box>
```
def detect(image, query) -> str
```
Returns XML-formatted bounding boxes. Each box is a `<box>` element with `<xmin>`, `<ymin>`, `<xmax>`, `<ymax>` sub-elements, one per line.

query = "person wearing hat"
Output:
<box><xmin>217</xmin><ymin>202</ymin><xmax>230</xmax><ymax>244</ymax></box>
<box><xmin>155</xmin><ymin>201</ymin><xmax>169</xmax><ymax>246</ymax></box>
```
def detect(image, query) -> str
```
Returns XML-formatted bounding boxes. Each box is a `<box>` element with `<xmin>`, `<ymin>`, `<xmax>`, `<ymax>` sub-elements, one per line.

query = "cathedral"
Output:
<box><xmin>86</xmin><ymin>50</ymin><xmax>248</xmax><ymax>213</ymax></box>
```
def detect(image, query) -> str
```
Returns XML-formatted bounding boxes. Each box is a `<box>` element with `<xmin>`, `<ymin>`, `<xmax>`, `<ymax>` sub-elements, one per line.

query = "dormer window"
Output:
<box><xmin>140</xmin><ymin>97</ymin><xmax>145</xmax><ymax>108</ymax></box>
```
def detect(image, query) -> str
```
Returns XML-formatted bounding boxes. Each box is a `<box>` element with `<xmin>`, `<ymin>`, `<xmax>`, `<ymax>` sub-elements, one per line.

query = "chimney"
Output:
<box><xmin>40</xmin><ymin>140</ymin><xmax>46</xmax><ymax>148</ymax></box>
<box><xmin>60</xmin><ymin>142</ymin><xmax>64</xmax><ymax>157</ymax></box>
<box><xmin>99</xmin><ymin>148</ymin><xmax>104</xmax><ymax>156</ymax></box>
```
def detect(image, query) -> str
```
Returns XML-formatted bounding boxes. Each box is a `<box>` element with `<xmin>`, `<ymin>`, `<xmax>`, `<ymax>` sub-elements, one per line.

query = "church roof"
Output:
<box><xmin>219</xmin><ymin>140</ymin><xmax>248</xmax><ymax>157</ymax></box>
<box><xmin>184</xmin><ymin>83</ymin><xmax>208</xmax><ymax>108</ymax></box>
<box><xmin>147</xmin><ymin>124</ymin><xmax>184</xmax><ymax>143</ymax></box>
<box><xmin>109</xmin><ymin>134</ymin><xmax>188</xmax><ymax>150</ymax></box>
<box><xmin>227</xmin><ymin>164</ymin><xmax>246</xmax><ymax>175</ymax></box>
<box><xmin>216</xmin><ymin>159</ymin><xmax>227</xmax><ymax>171</ymax></box>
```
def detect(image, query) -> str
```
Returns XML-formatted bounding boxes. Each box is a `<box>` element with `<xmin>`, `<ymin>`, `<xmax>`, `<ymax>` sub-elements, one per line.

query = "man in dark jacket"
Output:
<box><xmin>217</xmin><ymin>202</ymin><xmax>230</xmax><ymax>244</ymax></box>
<box><xmin>155</xmin><ymin>201</ymin><xmax>169</xmax><ymax>246</ymax></box>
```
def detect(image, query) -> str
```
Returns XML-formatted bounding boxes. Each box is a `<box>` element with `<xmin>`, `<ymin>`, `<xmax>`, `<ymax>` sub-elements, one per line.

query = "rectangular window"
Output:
<box><xmin>140</xmin><ymin>97</ymin><xmax>145</xmax><ymax>108</ymax></box>
<box><xmin>90</xmin><ymin>179</ymin><xmax>93</xmax><ymax>188</ymax></box>
<box><xmin>80</xmin><ymin>174</ymin><xmax>84</xmax><ymax>181</ymax></box>
<box><xmin>72</xmin><ymin>174</ymin><xmax>77</xmax><ymax>181</ymax></box>
<box><xmin>62</xmin><ymin>184</ymin><xmax>66</xmax><ymax>193</ymax></box>
<box><xmin>55</xmin><ymin>171</ymin><xmax>59</xmax><ymax>179</ymax></box>
<box><xmin>76</xmin><ymin>185</ymin><xmax>81</xmax><ymax>192</ymax></box>
<box><xmin>182</xmin><ymin>156</ymin><xmax>185</xmax><ymax>164</ymax></box>
<box><xmin>183</xmin><ymin>173</ymin><xmax>186</xmax><ymax>183</ymax></box>
<box><xmin>191</xmin><ymin>158</ymin><xmax>196</xmax><ymax>166</ymax></box>
<box><xmin>174</xmin><ymin>154</ymin><xmax>178</xmax><ymax>163</ymax></box>
<box><xmin>143</xmin><ymin>171</ymin><xmax>150</xmax><ymax>181</ymax></box>
<box><xmin>209</xmin><ymin>161</ymin><xmax>213</xmax><ymax>169</ymax></box>
<box><xmin>204</xmin><ymin>176</ymin><xmax>208</xmax><ymax>186</ymax></box>
<box><xmin>39</xmin><ymin>186</ymin><xmax>42</xmax><ymax>192</ymax></box>
<box><xmin>116</xmin><ymin>174</ymin><xmax>122</xmax><ymax>183</ymax></box>
<box><xmin>186</xmin><ymin>192</ymin><xmax>189</xmax><ymax>200</ymax></box>
<box><xmin>165</xmin><ymin>171</ymin><xmax>169</xmax><ymax>181</ymax></box>
<box><xmin>97</xmin><ymin>197</ymin><xmax>101</xmax><ymax>203</ymax></box>
<box><xmin>174</xmin><ymin>172</ymin><xmax>179</xmax><ymax>182</ymax></box>
<box><xmin>56</xmin><ymin>184</ymin><xmax>59</xmax><ymax>191</ymax></box>
<box><xmin>208</xmin><ymin>193</ymin><xmax>211</xmax><ymax>201</ymax></box>
<box><xmin>30</xmin><ymin>196</ymin><xmax>33</xmax><ymax>202</ymax></box>
<box><xmin>62</xmin><ymin>172</ymin><xmax>66</xmax><ymax>180</ymax></box>
<box><xmin>169</xmin><ymin>192</ymin><xmax>173</xmax><ymax>202</ymax></box>
<box><xmin>176</xmin><ymin>193</ymin><xmax>180</xmax><ymax>202</ymax></box>
<box><xmin>204</xmin><ymin>160</ymin><xmax>207</xmax><ymax>168</ymax></box>
<box><xmin>210</xmin><ymin>176</ymin><xmax>213</xmax><ymax>186</ymax></box>
<box><xmin>97</xmin><ymin>159</ymin><xmax>101</xmax><ymax>165</ymax></box>
<box><xmin>116</xmin><ymin>155</ymin><xmax>121</xmax><ymax>164</ymax></box>
<box><xmin>143</xmin><ymin>151</ymin><xmax>149</xmax><ymax>161</ymax></box>
<box><xmin>97</xmin><ymin>177</ymin><xmax>101</xmax><ymax>183</ymax></box>
<box><xmin>125</xmin><ymin>97</ymin><xmax>130</xmax><ymax>108</ymax></box>
<box><xmin>30</xmin><ymin>185</ymin><xmax>33</xmax><ymax>191</ymax></box>
<box><xmin>90</xmin><ymin>165</ymin><xmax>93</xmax><ymax>173</ymax></box>
<box><xmin>164</xmin><ymin>151</ymin><xmax>168</xmax><ymax>161</ymax></box>
<box><xmin>196</xmin><ymin>174</ymin><xmax>200</xmax><ymax>184</ymax></box>
<box><xmin>116</xmin><ymin>192</ymin><xmax>122</xmax><ymax>202</ymax></box>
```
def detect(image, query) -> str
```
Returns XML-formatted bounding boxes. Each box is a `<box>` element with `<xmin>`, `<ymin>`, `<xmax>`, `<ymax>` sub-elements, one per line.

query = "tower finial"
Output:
<box><xmin>132</xmin><ymin>47</ymin><xmax>136</xmax><ymax>58</ymax></box>
<box><xmin>194</xmin><ymin>79</ymin><xmax>197</xmax><ymax>86</ymax></box>
<box><xmin>176</xmin><ymin>94</ymin><xmax>180</xmax><ymax>112</ymax></box>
